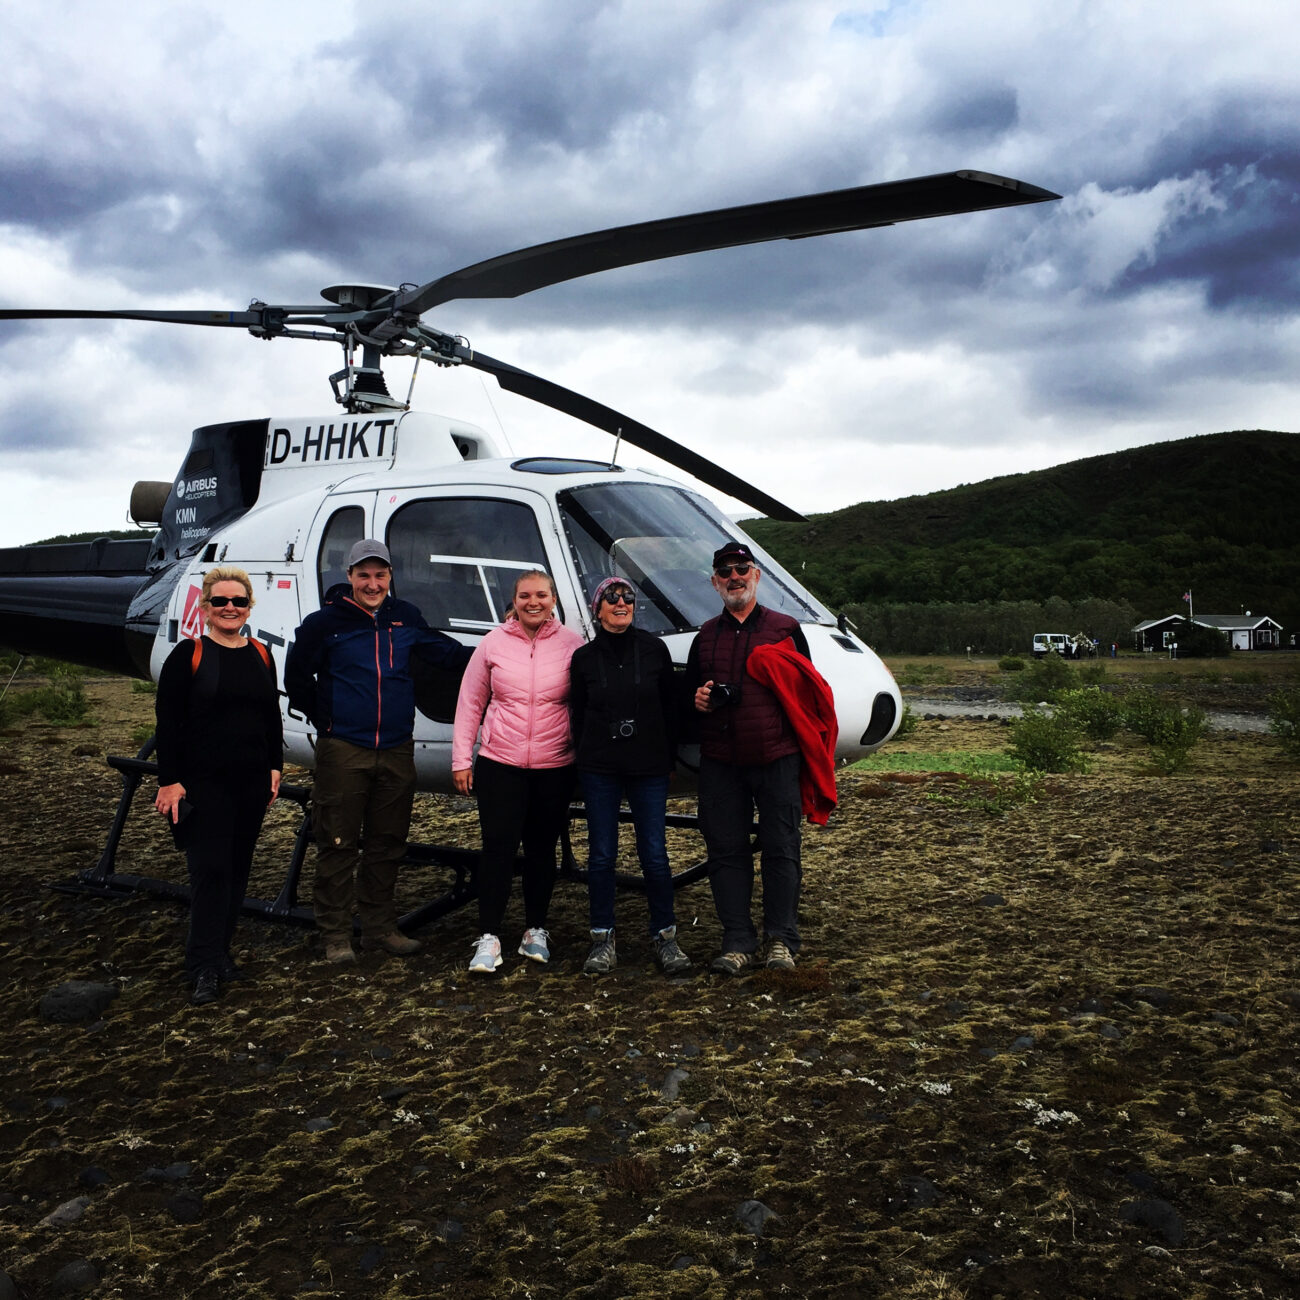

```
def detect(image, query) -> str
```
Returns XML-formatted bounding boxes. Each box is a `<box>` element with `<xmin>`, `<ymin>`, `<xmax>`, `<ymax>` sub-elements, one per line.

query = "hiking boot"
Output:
<box><xmin>766</xmin><ymin>939</ymin><xmax>796</xmax><ymax>971</ymax></box>
<box><xmin>364</xmin><ymin>931</ymin><xmax>423</xmax><ymax>956</ymax></box>
<box><xmin>583</xmin><ymin>928</ymin><xmax>616</xmax><ymax>975</ymax></box>
<box><xmin>469</xmin><ymin>933</ymin><xmax>502</xmax><ymax>974</ymax></box>
<box><xmin>518</xmin><ymin>927</ymin><xmax>551</xmax><ymax>963</ymax></box>
<box><xmin>710</xmin><ymin>950</ymin><xmax>754</xmax><ymax>977</ymax></box>
<box><xmin>653</xmin><ymin>926</ymin><xmax>692</xmax><ymax>976</ymax></box>
<box><xmin>218</xmin><ymin>957</ymin><xmax>250</xmax><ymax>984</ymax></box>
<box><xmin>190</xmin><ymin>969</ymin><xmax>220</xmax><ymax>1006</ymax></box>
<box><xmin>323</xmin><ymin>938</ymin><xmax>357</xmax><ymax>965</ymax></box>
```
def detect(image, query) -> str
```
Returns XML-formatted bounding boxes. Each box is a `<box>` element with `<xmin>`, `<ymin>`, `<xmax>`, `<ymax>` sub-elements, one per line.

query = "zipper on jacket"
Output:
<box><xmin>372</xmin><ymin>627</ymin><xmax>383</xmax><ymax>749</ymax></box>
<box><xmin>526</xmin><ymin>635</ymin><xmax>538</xmax><ymax>767</ymax></box>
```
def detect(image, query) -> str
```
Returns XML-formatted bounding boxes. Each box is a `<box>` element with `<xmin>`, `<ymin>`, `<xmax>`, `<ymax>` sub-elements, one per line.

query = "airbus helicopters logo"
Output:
<box><xmin>176</xmin><ymin>475</ymin><xmax>218</xmax><ymax>500</ymax></box>
<box><xmin>264</xmin><ymin>419</ymin><xmax>397</xmax><ymax>468</ymax></box>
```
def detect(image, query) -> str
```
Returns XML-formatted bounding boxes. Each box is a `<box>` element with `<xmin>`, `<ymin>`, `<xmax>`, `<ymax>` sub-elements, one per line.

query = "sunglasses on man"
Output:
<box><xmin>714</xmin><ymin>562</ymin><xmax>753</xmax><ymax>578</ymax></box>
<box><xmin>207</xmin><ymin>595</ymin><xmax>250</xmax><ymax>608</ymax></box>
<box><xmin>601</xmin><ymin>589</ymin><xmax>635</xmax><ymax>605</ymax></box>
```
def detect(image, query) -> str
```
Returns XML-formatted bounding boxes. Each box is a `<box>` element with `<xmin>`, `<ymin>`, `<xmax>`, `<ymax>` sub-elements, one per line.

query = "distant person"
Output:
<box><xmin>452</xmin><ymin>571</ymin><xmax>583</xmax><ymax>974</ymax></box>
<box><xmin>569</xmin><ymin>577</ymin><xmax>689</xmax><ymax>977</ymax></box>
<box><xmin>154</xmin><ymin>567</ymin><xmax>282</xmax><ymax>1007</ymax></box>
<box><xmin>685</xmin><ymin>541</ymin><xmax>835</xmax><ymax>975</ymax></box>
<box><xmin>285</xmin><ymin>541</ymin><xmax>472</xmax><ymax>965</ymax></box>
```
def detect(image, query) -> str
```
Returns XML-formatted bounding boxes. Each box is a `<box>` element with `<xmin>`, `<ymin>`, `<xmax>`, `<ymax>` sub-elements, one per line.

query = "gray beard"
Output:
<box><xmin>721</xmin><ymin>587</ymin><xmax>752</xmax><ymax>612</ymax></box>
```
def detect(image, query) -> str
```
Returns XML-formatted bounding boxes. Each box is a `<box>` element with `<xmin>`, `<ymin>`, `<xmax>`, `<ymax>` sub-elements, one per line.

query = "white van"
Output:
<box><xmin>1031</xmin><ymin>633</ymin><xmax>1071</xmax><ymax>658</ymax></box>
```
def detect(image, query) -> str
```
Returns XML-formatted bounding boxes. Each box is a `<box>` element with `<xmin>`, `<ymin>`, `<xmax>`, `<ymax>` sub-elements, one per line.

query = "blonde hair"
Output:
<box><xmin>505</xmin><ymin>570</ymin><xmax>557</xmax><ymax>622</ymax></box>
<box><xmin>513</xmin><ymin>569</ymin><xmax>556</xmax><ymax>600</ymax></box>
<box><xmin>201</xmin><ymin>566</ymin><xmax>255</xmax><ymax>608</ymax></box>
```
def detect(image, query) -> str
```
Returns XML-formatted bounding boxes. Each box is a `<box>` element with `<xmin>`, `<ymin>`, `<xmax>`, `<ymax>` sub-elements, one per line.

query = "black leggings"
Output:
<box><xmin>473</xmin><ymin>756</ymin><xmax>575</xmax><ymax>934</ymax></box>
<box><xmin>182</xmin><ymin>770</ymin><xmax>269</xmax><ymax>978</ymax></box>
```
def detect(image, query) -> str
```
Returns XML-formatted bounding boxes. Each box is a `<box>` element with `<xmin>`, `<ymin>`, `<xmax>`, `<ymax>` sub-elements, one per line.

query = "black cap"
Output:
<box><xmin>711</xmin><ymin>540</ymin><xmax>756</xmax><ymax>568</ymax></box>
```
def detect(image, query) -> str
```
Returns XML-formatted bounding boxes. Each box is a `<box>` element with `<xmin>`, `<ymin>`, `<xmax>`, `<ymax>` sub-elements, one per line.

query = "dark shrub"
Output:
<box><xmin>1008</xmin><ymin>709</ymin><xmax>1088</xmax><ymax>773</ymax></box>
<box><xmin>1054</xmin><ymin>687</ymin><xmax>1124</xmax><ymax>741</ymax></box>
<box><xmin>1003</xmin><ymin>652</ymin><xmax>1079</xmax><ymax>703</ymax></box>
<box><xmin>1122</xmin><ymin>689</ymin><xmax>1206</xmax><ymax>773</ymax></box>
<box><xmin>1268</xmin><ymin>687</ymin><xmax>1300</xmax><ymax>760</ymax></box>
<box><xmin>1170</xmin><ymin>619</ymin><xmax>1229</xmax><ymax>658</ymax></box>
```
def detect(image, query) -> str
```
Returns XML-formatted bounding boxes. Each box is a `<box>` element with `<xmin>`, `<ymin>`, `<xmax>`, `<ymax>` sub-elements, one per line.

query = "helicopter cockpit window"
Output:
<box><xmin>316</xmin><ymin>506</ymin><xmax>366</xmax><ymax>601</ymax></box>
<box><xmin>387</xmin><ymin>497</ymin><xmax>549</xmax><ymax>633</ymax></box>
<box><xmin>557</xmin><ymin>483</ymin><xmax>820</xmax><ymax>634</ymax></box>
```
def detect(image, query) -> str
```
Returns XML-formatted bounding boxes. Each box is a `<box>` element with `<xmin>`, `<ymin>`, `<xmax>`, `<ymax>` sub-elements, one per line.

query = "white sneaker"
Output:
<box><xmin>469</xmin><ymin>933</ymin><xmax>502</xmax><ymax>974</ymax></box>
<box><xmin>518</xmin><ymin>927</ymin><xmax>551</xmax><ymax>963</ymax></box>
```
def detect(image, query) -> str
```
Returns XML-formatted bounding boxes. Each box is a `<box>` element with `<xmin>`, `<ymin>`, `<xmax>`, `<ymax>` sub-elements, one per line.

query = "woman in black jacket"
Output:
<box><xmin>154</xmin><ymin>567</ymin><xmax>282</xmax><ymax>1006</ymax></box>
<box><xmin>570</xmin><ymin>577</ymin><xmax>689</xmax><ymax>976</ymax></box>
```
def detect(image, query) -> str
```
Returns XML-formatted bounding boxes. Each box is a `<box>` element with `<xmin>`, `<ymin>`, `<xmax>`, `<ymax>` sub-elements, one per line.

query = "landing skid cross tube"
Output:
<box><xmin>50</xmin><ymin>746</ymin><xmax>726</xmax><ymax>936</ymax></box>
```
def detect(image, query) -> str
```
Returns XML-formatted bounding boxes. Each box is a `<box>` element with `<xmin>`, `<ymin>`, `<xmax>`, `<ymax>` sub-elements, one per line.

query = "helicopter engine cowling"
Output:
<box><xmin>0</xmin><ymin>420</ymin><xmax>270</xmax><ymax>677</ymax></box>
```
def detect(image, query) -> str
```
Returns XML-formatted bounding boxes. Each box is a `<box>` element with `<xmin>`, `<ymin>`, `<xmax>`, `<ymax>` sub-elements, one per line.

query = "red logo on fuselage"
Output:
<box><xmin>181</xmin><ymin>584</ymin><xmax>205</xmax><ymax>641</ymax></box>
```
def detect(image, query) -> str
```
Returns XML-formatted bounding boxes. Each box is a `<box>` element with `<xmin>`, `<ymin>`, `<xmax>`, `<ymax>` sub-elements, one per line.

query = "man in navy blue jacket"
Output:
<box><xmin>286</xmin><ymin>540</ymin><xmax>472</xmax><ymax>963</ymax></box>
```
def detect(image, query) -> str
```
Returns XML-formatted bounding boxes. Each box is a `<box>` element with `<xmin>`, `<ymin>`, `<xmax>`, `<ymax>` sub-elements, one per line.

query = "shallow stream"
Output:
<box><xmin>906</xmin><ymin>695</ymin><xmax>1271</xmax><ymax>733</ymax></box>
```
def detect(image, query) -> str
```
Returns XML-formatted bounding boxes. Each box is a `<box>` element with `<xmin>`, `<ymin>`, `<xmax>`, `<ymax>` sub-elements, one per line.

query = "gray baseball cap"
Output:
<box><xmin>346</xmin><ymin>539</ymin><xmax>391</xmax><ymax>568</ymax></box>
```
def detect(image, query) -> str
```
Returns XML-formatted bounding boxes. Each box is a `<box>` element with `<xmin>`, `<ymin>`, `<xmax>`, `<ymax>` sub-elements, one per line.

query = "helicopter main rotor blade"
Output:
<box><xmin>459</xmin><ymin>347</ymin><xmax>806</xmax><ymax>522</ymax></box>
<box><xmin>0</xmin><ymin>307</ymin><xmax>268</xmax><ymax>326</ymax></box>
<box><xmin>399</xmin><ymin>170</ymin><xmax>1059</xmax><ymax>315</ymax></box>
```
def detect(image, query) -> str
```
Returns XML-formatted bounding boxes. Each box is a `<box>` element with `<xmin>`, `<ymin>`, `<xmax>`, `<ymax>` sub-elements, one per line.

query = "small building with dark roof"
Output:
<box><xmin>1132</xmin><ymin>613</ymin><xmax>1284</xmax><ymax>652</ymax></box>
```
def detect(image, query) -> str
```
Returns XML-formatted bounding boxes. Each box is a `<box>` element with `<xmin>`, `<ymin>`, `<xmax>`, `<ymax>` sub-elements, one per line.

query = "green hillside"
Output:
<box><xmin>746</xmin><ymin>430</ymin><xmax>1299</xmax><ymax>650</ymax></box>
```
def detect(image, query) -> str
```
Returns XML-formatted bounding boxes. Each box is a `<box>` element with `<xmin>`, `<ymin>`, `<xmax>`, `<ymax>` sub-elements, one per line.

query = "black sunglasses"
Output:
<box><xmin>714</xmin><ymin>563</ymin><xmax>753</xmax><ymax>578</ymax></box>
<box><xmin>207</xmin><ymin>595</ymin><xmax>250</xmax><ymax>608</ymax></box>
<box><xmin>601</xmin><ymin>590</ymin><xmax>635</xmax><ymax>605</ymax></box>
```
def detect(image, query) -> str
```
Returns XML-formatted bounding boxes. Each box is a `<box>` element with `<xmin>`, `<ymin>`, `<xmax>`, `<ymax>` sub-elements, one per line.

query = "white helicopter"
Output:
<box><xmin>0</xmin><ymin>169</ymin><xmax>1059</xmax><ymax>796</ymax></box>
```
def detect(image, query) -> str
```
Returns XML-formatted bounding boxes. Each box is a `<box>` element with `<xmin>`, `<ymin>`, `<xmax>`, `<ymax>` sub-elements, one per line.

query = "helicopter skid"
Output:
<box><xmin>54</xmin><ymin>750</ymin><xmax>716</xmax><ymax>938</ymax></box>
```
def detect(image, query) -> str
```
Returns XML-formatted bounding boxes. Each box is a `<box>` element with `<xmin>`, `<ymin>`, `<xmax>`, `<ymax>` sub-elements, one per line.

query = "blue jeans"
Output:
<box><xmin>580</xmin><ymin>770</ymin><xmax>675</xmax><ymax>935</ymax></box>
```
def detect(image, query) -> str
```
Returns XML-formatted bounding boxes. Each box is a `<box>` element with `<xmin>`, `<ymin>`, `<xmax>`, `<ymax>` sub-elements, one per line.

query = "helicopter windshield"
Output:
<box><xmin>556</xmin><ymin>482</ymin><xmax>820</xmax><ymax>634</ymax></box>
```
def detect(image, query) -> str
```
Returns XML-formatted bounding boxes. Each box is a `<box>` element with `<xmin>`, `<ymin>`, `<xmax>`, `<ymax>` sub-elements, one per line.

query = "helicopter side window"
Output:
<box><xmin>316</xmin><ymin>506</ymin><xmax>365</xmax><ymax>601</ymax></box>
<box><xmin>387</xmin><ymin>497</ymin><xmax>549</xmax><ymax>632</ymax></box>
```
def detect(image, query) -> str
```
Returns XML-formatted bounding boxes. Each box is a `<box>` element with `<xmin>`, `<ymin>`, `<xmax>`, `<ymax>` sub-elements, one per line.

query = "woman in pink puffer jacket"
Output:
<box><xmin>452</xmin><ymin>570</ymin><xmax>583</xmax><ymax>974</ymax></box>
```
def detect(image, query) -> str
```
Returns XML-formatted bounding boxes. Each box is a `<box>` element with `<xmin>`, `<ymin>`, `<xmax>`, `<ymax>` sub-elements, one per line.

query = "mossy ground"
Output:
<box><xmin>1</xmin><ymin>675</ymin><xmax>1298</xmax><ymax>1298</ymax></box>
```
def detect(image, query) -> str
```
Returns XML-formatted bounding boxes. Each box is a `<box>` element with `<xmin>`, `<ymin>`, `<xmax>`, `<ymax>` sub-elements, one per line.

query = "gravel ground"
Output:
<box><xmin>1</xmin><ymin>677</ymin><xmax>1298</xmax><ymax>1299</ymax></box>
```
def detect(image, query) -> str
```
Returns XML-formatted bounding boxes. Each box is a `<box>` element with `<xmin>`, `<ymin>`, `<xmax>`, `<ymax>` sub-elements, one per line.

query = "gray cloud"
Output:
<box><xmin>0</xmin><ymin>0</ymin><xmax>1297</xmax><ymax>543</ymax></box>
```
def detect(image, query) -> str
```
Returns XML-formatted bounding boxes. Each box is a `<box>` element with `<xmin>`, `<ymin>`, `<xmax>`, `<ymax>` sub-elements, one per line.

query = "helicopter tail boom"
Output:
<box><xmin>0</xmin><ymin>538</ymin><xmax>154</xmax><ymax>677</ymax></box>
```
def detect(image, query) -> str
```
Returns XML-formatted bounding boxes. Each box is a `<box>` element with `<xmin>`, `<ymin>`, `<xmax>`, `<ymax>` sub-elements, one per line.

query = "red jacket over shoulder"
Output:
<box><xmin>746</xmin><ymin>640</ymin><xmax>838</xmax><ymax>826</ymax></box>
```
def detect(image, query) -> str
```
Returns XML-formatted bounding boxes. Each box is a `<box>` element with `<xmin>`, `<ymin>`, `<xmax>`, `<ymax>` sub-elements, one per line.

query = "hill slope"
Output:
<box><xmin>746</xmin><ymin>430</ymin><xmax>1299</xmax><ymax>633</ymax></box>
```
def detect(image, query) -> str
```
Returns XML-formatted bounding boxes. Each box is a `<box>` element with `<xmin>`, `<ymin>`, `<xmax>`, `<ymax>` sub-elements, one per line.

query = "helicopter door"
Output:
<box><xmin>308</xmin><ymin>497</ymin><xmax>375</xmax><ymax>608</ymax></box>
<box><xmin>378</xmin><ymin>491</ymin><xmax>559</xmax><ymax>729</ymax></box>
<box><xmin>277</xmin><ymin>496</ymin><xmax>377</xmax><ymax>758</ymax></box>
<box><xmin>246</xmin><ymin>572</ymin><xmax>302</xmax><ymax>685</ymax></box>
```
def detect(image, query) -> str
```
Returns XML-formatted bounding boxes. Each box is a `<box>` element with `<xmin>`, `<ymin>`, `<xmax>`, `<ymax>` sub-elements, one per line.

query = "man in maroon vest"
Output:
<box><xmin>686</xmin><ymin>541</ymin><xmax>811</xmax><ymax>975</ymax></box>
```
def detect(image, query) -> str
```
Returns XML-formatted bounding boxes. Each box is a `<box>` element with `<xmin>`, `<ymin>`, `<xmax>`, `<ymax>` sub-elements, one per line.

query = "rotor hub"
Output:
<box><xmin>319</xmin><ymin>284</ymin><xmax>398</xmax><ymax>310</ymax></box>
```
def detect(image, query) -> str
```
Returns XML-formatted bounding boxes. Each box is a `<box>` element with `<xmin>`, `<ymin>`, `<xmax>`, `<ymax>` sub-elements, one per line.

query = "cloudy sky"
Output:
<box><xmin>1</xmin><ymin>0</ymin><xmax>1296</xmax><ymax>545</ymax></box>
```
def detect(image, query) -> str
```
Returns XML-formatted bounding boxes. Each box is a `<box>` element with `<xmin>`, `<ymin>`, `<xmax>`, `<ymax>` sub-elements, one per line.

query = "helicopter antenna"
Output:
<box><xmin>475</xmin><ymin>370</ymin><xmax>514</xmax><ymax>454</ymax></box>
<box><xmin>610</xmin><ymin>426</ymin><xmax>623</xmax><ymax>469</ymax></box>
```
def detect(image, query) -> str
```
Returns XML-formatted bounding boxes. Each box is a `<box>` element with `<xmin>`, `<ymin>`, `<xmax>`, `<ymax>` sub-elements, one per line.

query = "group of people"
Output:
<box><xmin>155</xmin><ymin>537</ymin><xmax>832</xmax><ymax>1005</ymax></box>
